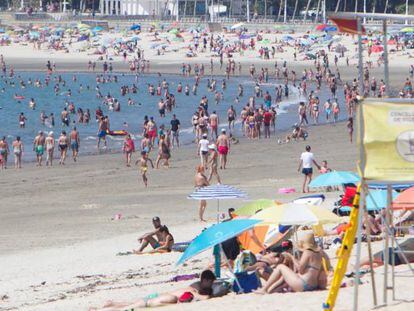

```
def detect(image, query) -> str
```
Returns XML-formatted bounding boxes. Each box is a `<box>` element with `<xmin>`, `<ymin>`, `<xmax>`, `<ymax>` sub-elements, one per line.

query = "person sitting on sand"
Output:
<box><xmin>90</xmin><ymin>270</ymin><xmax>216</xmax><ymax>310</ymax></box>
<box><xmin>285</xmin><ymin>126</ymin><xmax>308</xmax><ymax>143</ymax></box>
<box><xmin>246</xmin><ymin>242</ymin><xmax>294</xmax><ymax>281</ymax></box>
<box><xmin>134</xmin><ymin>217</ymin><xmax>172</xmax><ymax>253</ymax></box>
<box><xmin>254</xmin><ymin>233</ymin><xmax>331</xmax><ymax>294</ymax></box>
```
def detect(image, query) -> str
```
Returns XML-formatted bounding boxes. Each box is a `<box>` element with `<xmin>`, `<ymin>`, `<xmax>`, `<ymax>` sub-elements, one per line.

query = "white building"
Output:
<box><xmin>98</xmin><ymin>0</ymin><xmax>240</xmax><ymax>17</ymax></box>
<box><xmin>99</xmin><ymin>0</ymin><xmax>166</xmax><ymax>16</ymax></box>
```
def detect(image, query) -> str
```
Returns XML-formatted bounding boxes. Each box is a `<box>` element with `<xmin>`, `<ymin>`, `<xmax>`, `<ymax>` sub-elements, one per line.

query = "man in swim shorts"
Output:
<box><xmin>298</xmin><ymin>145</ymin><xmax>320</xmax><ymax>193</ymax></box>
<box><xmin>70</xmin><ymin>127</ymin><xmax>80</xmax><ymax>162</ymax></box>
<box><xmin>33</xmin><ymin>131</ymin><xmax>45</xmax><ymax>166</ymax></box>
<box><xmin>0</xmin><ymin>136</ymin><xmax>9</xmax><ymax>169</ymax></box>
<box><xmin>97</xmin><ymin>116</ymin><xmax>108</xmax><ymax>149</ymax></box>
<box><xmin>134</xmin><ymin>216</ymin><xmax>166</xmax><ymax>253</ymax></box>
<box><xmin>216</xmin><ymin>129</ymin><xmax>230</xmax><ymax>169</ymax></box>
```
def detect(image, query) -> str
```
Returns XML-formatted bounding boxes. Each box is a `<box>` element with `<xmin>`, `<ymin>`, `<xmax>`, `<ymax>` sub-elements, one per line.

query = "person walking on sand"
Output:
<box><xmin>195</xmin><ymin>165</ymin><xmax>209</xmax><ymax>222</ymax></box>
<box><xmin>156</xmin><ymin>135</ymin><xmax>170</xmax><ymax>169</ymax></box>
<box><xmin>217</xmin><ymin>129</ymin><xmax>230</xmax><ymax>169</ymax></box>
<box><xmin>347</xmin><ymin>117</ymin><xmax>354</xmax><ymax>143</ymax></box>
<box><xmin>12</xmin><ymin>136</ymin><xmax>23</xmax><ymax>169</ymax></box>
<box><xmin>298</xmin><ymin>145</ymin><xmax>320</xmax><ymax>193</ymax></box>
<box><xmin>33</xmin><ymin>131</ymin><xmax>45</xmax><ymax>166</ymax></box>
<box><xmin>170</xmin><ymin>114</ymin><xmax>181</xmax><ymax>148</ymax></box>
<box><xmin>58</xmin><ymin>131</ymin><xmax>69</xmax><ymax>165</ymax></box>
<box><xmin>209</xmin><ymin>111</ymin><xmax>219</xmax><ymax>140</ymax></box>
<box><xmin>198</xmin><ymin>133</ymin><xmax>209</xmax><ymax>168</ymax></box>
<box><xmin>207</xmin><ymin>144</ymin><xmax>221</xmax><ymax>184</ymax></box>
<box><xmin>136</xmin><ymin>151</ymin><xmax>154</xmax><ymax>187</ymax></box>
<box><xmin>70</xmin><ymin>127</ymin><xmax>80</xmax><ymax>162</ymax></box>
<box><xmin>45</xmin><ymin>131</ymin><xmax>55</xmax><ymax>166</ymax></box>
<box><xmin>123</xmin><ymin>134</ymin><xmax>135</xmax><ymax>167</ymax></box>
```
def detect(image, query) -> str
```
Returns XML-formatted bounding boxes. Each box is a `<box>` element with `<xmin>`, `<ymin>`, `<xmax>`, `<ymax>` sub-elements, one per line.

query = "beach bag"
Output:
<box><xmin>232</xmin><ymin>271</ymin><xmax>261</xmax><ymax>293</ymax></box>
<box><xmin>234</xmin><ymin>250</ymin><xmax>256</xmax><ymax>273</ymax></box>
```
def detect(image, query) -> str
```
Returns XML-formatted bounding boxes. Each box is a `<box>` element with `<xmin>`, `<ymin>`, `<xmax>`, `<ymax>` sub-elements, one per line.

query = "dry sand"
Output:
<box><xmin>1</xmin><ymin>122</ymin><xmax>413</xmax><ymax>311</ymax></box>
<box><xmin>1</xmin><ymin>30</ymin><xmax>414</xmax><ymax>310</ymax></box>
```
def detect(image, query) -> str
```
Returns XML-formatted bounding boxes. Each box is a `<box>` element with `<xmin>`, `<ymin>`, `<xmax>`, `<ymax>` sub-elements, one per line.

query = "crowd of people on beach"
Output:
<box><xmin>2</xmin><ymin>21</ymin><xmax>414</xmax><ymax>311</ymax></box>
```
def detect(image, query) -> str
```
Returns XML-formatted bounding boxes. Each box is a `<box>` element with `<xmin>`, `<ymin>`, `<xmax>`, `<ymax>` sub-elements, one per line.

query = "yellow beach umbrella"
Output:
<box><xmin>78</xmin><ymin>23</ymin><xmax>90</xmax><ymax>29</ymax></box>
<box><xmin>252</xmin><ymin>203</ymin><xmax>340</xmax><ymax>226</ymax></box>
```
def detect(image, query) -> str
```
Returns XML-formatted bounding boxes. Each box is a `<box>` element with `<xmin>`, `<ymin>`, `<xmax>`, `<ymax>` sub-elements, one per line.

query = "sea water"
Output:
<box><xmin>0</xmin><ymin>72</ymin><xmax>346</xmax><ymax>160</ymax></box>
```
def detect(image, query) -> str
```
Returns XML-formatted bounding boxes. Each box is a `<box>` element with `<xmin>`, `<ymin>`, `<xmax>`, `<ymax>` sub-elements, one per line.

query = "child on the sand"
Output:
<box><xmin>136</xmin><ymin>151</ymin><xmax>154</xmax><ymax>187</ymax></box>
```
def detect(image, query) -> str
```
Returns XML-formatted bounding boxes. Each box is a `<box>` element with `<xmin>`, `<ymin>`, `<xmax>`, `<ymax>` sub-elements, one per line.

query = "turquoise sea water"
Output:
<box><xmin>0</xmin><ymin>72</ymin><xmax>346</xmax><ymax>160</ymax></box>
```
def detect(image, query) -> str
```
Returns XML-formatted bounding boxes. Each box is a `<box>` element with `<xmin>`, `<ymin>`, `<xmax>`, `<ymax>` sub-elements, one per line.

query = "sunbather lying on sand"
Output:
<box><xmin>89</xmin><ymin>270</ymin><xmax>216</xmax><ymax>310</ymax></box>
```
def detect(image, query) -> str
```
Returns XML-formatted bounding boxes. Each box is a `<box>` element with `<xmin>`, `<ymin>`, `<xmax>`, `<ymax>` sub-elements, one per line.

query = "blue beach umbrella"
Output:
<box><xmin>93</xmin><ymin>26</ymin><xmax>103</xmax><ymax>32</ymax></box>
<box><xmin>309</xmin><ymin>171</ymin><xmax>360</xmax><ymax>188</ymax></box>
<box><xmin>324</xmin><ymin>26</ymin><xmax>337</xmax><ymax>32</ymax></box>
<box><xmin>340</xmin><ymin>189</ymin><xmax>398</xmax><ymax>212</ymax></box>
<box><xmin>188</xmin><ymin>184</ymin><xmax>248</xmax><ymax>277</ymax></box>
<box><xmin>130</xmin><ymin>24</ymin><xmax>141</xmax><ymax>31</ymax></box>
<box><xmin>176</xmin><ymin>219</ymin><xmax>261</xmax><ymax>266</ymax></box>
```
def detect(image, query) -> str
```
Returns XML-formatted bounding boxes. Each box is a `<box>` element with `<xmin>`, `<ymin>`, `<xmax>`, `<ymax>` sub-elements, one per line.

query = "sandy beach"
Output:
<box><xmin>1</xmin><ymin>21</ymin><xmax>414</xmax><ymax>311</ymax></box>
<box><xmin>1</xmin><ymin>122</ymin><xmax>413</xmax><ymax>311</ymax></box>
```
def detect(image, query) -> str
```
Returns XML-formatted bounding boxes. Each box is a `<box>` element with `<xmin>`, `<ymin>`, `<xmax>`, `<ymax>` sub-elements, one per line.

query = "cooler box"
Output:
<box><xmin>233</xmin><ymin>271</ymin><xmax>261</xmax><ymax>293</ymax></box>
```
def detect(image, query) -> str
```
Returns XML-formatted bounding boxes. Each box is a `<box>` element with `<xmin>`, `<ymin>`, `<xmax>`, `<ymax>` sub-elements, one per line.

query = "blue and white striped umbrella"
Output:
<box><xmin>188</xmin><ymin>184</ymin><xmax>248</xmax><ymax>200</ymax></box>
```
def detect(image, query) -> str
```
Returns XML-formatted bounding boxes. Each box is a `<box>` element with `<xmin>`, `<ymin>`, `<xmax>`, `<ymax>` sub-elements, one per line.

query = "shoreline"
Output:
<box><xmin>6</xmin><ymin>58</ymin><xmax>410</xmax><ymax>86</ymax></box>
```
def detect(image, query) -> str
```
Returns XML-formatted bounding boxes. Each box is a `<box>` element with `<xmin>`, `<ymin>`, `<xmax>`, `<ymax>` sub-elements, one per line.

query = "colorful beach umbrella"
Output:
<box><xmin>234</xmin><ymin>199</ymin><xmax>276</xmax><ymax>217</ymax></box>
<box><xmin>231</xmin><ymin>22</ymin><xmax>244</xmax><ymax>30</ymax></box>
<box><xmin>340</xmin><ymin>189</ymin><xmax>398</xmax><ymax>212</ymax></box>
<box><xmin>176</xmin><ymin>219</ymin><xmax>261</xmax><ymax>265</ymax></box>
<box><xmin>78</xmin><ymin>23</ymin><xmax>90</xmax><ymax>29</ymax></box>
<box><xmin>393</xmin><ymin>187</ymin><xmax>414</xmax><ymax>210</ymax></box>
<box><xmin>252</xmin><ymin>203</ymin><xmax>341</xmax><ymax>226</ymax></box>
<box><xmin>130</xmin><ymin>24</ymin><xmax>141</xmax><ymax>31</ymax></box>
<box><xmin>401</xmin><ymin>27</ymin><xmax>414</xmax><ymax>33</ymax></box>
<box><xmin>309</xmin><ymin>171</ymin><xmax>360</xmax><ymax>188</ymax></box>
<box><xmin>188</xmin><ymin>184</ymin><xmax>248</xmax><ymax>201</ymax></box>
<box><xmin>371</xmin><ymin>45</ymin><xmax>384</xmax><ymax>53</ymax></box>
<box><xmin>92</xmin><ymin>26</ymin><xmax>103</xmax><ymax>32</ymax></box>
<box><xmin>238</xmin><ymin>223</ymin><xmax>291</xmax><ymax>254</ymax></box>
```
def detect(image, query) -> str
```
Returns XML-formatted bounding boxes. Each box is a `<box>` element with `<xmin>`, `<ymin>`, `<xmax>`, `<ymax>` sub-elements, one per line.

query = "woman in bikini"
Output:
<box><xmin>58</xmin><ymin>131</ymin><xmax>69</xmax><ymax>165</ymax></box>
<box><xmin>12</xmin><ymin>136</ymin><xmax>23</xmax><ymax>169</ymax></box>
<box><xmin>155</xmin><ymin>135</ymin><xmax>170</xmax><ymax>169</ymax></box>
<box><xmin>254</xmin><ymin>233</ymin><xmax>331</xmax><ymax>294</ymax></box>
<box><xmin>89</xmin><ymin>270</ymin><xmax>216</xmax><ymax>311</ymax></box>
<box><xmin>45</xmin><ymin>131</ymin><xmax>55</xmax><ymax>166</ymax></box>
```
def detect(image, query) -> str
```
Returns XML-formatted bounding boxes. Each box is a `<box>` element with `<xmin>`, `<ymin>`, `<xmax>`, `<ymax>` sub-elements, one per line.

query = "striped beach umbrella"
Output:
<box><xmin>188</xmin><ymin>184</ymin><xmax>248</xmax><ymax>277</ymax></box>
<box><xmin>188</xmin><ymin>184</ymin><xmax>248</xmax><ymax>201</ymax></box>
